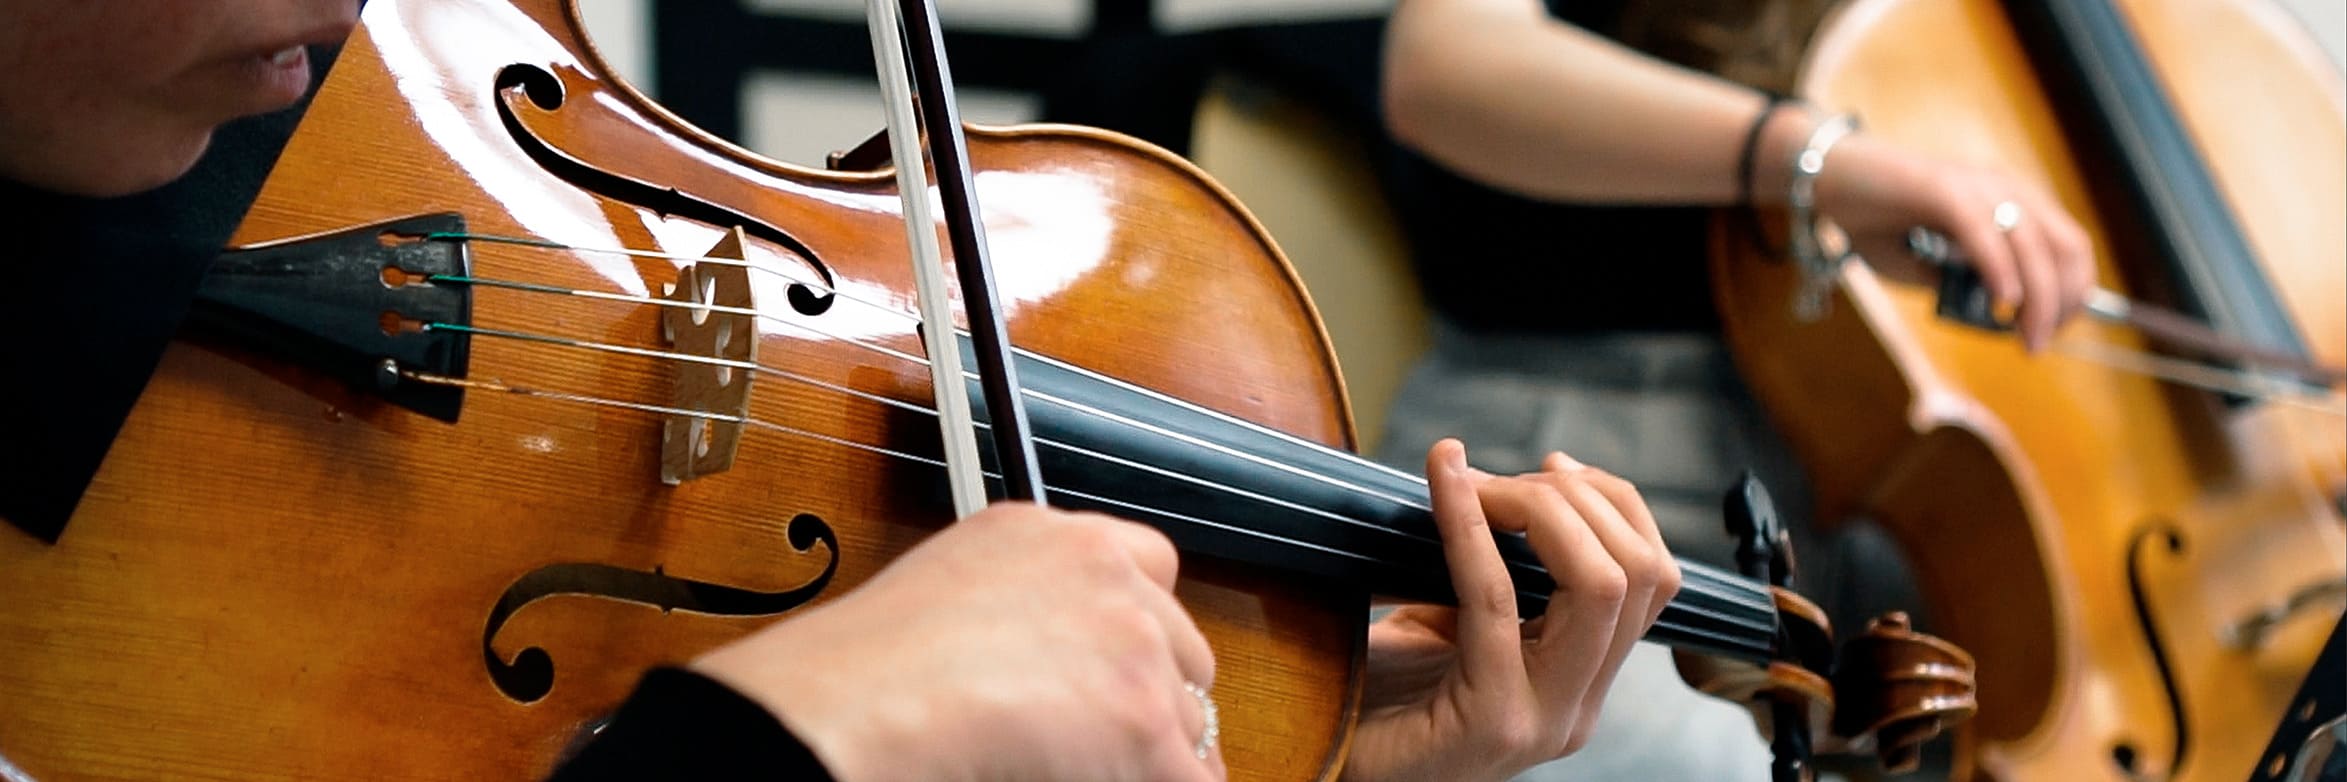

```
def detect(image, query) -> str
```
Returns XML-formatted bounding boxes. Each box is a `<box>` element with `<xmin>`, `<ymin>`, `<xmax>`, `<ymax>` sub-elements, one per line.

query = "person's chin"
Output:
<box><xmin>22</xmin><ymin>131</ymin><xmax>215</xmax><ymax>198</ymax></box>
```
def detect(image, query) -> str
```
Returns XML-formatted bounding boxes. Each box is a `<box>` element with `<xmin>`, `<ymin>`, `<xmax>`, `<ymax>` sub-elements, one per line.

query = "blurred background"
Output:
<box><xmin>571</xmin><ymin>0</ymin><xmax>2344</xmax><ymax>454</ymax></box>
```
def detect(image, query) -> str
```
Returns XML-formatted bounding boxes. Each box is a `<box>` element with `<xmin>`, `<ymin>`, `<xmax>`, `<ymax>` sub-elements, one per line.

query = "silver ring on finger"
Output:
<box><xmin>1992</xmin><ymin>200</ymin><xmax>2024</xmax><ymax>234</ymax></box>
<box><xmin>1184</xmin><ymin>681</ymin><xmax>1220</xmax><ymax>759</ymax></box>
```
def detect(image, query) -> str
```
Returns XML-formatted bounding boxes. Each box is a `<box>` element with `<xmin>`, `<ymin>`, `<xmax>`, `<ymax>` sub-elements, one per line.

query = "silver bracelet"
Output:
<box><xmin>1786</xmin><ymin>112</ymin><xmax>1859</xmax><ymax>321</ymax></box>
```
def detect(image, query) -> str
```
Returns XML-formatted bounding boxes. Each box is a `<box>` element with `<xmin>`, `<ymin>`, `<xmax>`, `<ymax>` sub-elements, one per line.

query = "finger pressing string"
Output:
<box><xmin>1424</xmin><ymin>439</ymin><xmax>1529</xmax><ymax>691</ymax></box>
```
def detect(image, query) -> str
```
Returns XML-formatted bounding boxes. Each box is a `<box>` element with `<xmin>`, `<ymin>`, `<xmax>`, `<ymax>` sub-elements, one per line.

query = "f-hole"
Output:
<box><xmin>2118</xmin><ymin>521</ymin><xmax>2192</xmax><ymax>778</ymax></box>
<box><xmin>481</xmin><ymin>513</ymin><xmax>839</xmax><ymax>703</ymax></box>
<box><xmin>491</xmin><ymin>63</ymin><xmax>838</xmax><ymax>318</ymax></box>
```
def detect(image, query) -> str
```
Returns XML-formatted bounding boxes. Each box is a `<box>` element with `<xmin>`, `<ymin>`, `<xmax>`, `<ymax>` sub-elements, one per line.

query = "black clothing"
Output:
<box><xmin>1375</xmin><ymin>145</ymin><xmax>1720</xmax><ymax>335</ymax></box>
<box><xmin>1384</xmin><ymin>0</ymin><xmax>1718</xmax><ymax>335</ymax></box>
<box><xmin>547</xmin><ymin>667</ymin><xmax>833</xmax><ymax>781</ymax></box>
<box><xmin>1314</xmin><ymin>0</ymin><xmax>1719</xmax><ymax>336</ymax></box>
<box><xmin>1044</xmin><ymin>1</ymin><xmax>1719</xmax><ymax>336</ymax></box>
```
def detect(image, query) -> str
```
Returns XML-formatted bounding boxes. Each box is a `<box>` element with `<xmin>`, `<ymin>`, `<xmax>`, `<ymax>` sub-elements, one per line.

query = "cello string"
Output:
<box><xmin>432</xmin><ymin>265</ymin><xmax>1432</xmax><ymax>510</ymax></box>
<box><xmin>424</xmin><ymin>231</ymin><xmax>936</xmax><ymax>330</ymax></box>
<box><xmin>426</xmin><ymin>230</ymin><xmax>2330</xmax><ymax>641</ymax></box>
<box><xmin>432</xmin><ymin>229</ymin><xmax>2339</xmax><ymax>412</ymax></box>
<box><xmin>403</xmin><ymin>250</ymin><xmax>1783</xmax><ymax>641</ymax></box>
<box><xmin>423</xmin><ymin>321</ymin><xmax>932</xmax><ymax>416</ymax></box>
<box><xmin>423</xmin><ymin>319</ymin><xmax>1439</xmax><ymax>543</ymax></box>
<box><xmin>416</xmin><ymin>234</ymin><xmax>1759</xmax><ymax>610</ymax></box>
<box><xmin>394</xmin><ymin>367</ymin><xmax>1777</xmax><ymax>638</ymax></box>
<box><xmin>437</xmin><ymin>273</ymin><xmax>1434</xmax><ymax>513</ymax></box>
<box><xmin>434</xmin><ymin>272</ymin><xmax>929</xmax><ymax>364</ymax></box>
<box><xmin>434</xmin><ymin>315</ymin><xmax>1780</xmax><ymax>638</ymax></box>
<box><xmin>435</xmin><ymin>228</ymin><xmax>1426</xmax><ymax>492</ymax></box>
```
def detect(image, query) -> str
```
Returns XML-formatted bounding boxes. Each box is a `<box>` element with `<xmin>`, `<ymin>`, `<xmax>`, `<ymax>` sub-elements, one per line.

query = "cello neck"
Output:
<box><xmin>946</xmin><ymin>337</ymin><xmax>1783</xmax><ymax>664</ymax></box>
<box><xmin>1998</xmin><ymin>0</ymin><xmax>2308</xmax><ymax>366</ymax></box>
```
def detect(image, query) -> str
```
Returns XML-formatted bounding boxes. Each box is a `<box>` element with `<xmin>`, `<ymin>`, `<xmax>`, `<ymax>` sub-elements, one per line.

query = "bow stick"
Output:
<box><xmin>864</xmin><ymin>0</ymin><xmax>1048</xmax><ymax>513</ymax></box>
<box><xmin>1908</xmin><ymin>227</ymin><xmax>2346</xmax><ymax>412</ymax></box>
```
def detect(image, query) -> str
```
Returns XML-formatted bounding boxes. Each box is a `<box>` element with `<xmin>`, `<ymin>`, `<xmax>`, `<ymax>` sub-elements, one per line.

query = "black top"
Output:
<box><xmin>1128</xmin><ymin>1</ymin><xmax>1720</xmax><ymax>335</ymax></box>
<box><xmin>1392</xmin><ymin>0</ymin><xmax>1716</xmax><ymax>334</ymax></box>
<box><xmin>1379</xmin><ymin>0</ymin><xmax>1719</xmax><ymax>335</ymax></box>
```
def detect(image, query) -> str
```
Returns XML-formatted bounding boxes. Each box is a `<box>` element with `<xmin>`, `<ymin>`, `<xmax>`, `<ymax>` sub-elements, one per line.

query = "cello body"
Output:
<box><xmin>0</xmin><ymin>1</ymin><xmax>1368</xmax><ymax>778</ymax></box>
<box><xmin>1712</xmin><ymin>0</ymin><xmax>2346</xmax><ymax>779</ymax></box>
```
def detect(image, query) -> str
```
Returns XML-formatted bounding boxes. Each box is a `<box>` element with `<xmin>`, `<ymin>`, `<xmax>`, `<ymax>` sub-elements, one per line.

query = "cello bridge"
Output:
<box><xmin>658</xmin><ymin>226</ymin><xmax>758</xmax><ymax>484</ymax></box>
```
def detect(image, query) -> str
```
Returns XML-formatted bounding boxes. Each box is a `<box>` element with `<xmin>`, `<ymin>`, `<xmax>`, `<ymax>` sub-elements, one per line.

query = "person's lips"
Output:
<box><xmin>253</xmin><ymin>44</ymin><xmax>312</xmax><ymax>98</ymax></box>
<box><xmin>195</xmin><ymin>20</ymin><xmax>355</xmax><ymax>119</ymax></box>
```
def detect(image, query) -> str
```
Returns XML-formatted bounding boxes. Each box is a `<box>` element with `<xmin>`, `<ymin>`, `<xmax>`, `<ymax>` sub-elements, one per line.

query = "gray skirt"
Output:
<box><xmin>1371</xmin><ymin>323</ymin><xmax>1815</xmax><ymax>571</ymax></box>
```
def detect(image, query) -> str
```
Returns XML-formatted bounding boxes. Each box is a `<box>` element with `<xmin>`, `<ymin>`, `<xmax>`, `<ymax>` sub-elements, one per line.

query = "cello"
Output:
<box><xmin>0</xmin><ymin>0</ymin><xmax>1970</xmax><ymax>779</ymax></box>
<box><xmin>1711</xmin><ymin>0</ymin><xmax>2345</xmax><ymax>779</ymax></box>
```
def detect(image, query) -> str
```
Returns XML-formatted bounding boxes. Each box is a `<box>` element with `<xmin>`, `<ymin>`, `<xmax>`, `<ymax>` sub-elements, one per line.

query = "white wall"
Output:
<box><xmin>2284</xmin><ymin>0</ymin><xmax>2346</xmax><ymax>67</ymax></box>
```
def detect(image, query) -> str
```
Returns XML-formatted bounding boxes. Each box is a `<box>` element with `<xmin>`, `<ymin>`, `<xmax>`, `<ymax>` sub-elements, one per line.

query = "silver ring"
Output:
<box><xmin>1992</xmin><ymin>200</ymin><xmax>2024</xmax><ymax>233</ymax></box>
<box><xmin>1184</xmin><ymin>681</ymin><xmax>1220</xmax><ymax>759</ymax></box>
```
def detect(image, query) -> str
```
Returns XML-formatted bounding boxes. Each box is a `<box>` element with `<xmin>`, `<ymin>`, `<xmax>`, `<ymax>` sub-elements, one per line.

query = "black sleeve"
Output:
<box><xmin>546</xmin><ymin>667</ymin><xmax>836</xmax><ymax>781</ymax></box>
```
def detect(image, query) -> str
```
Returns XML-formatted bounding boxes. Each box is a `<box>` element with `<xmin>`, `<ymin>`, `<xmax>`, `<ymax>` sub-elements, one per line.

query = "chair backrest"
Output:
<box><xmin>1191</xmin><ymin>72</ymin><xmax>1430</xmax><ymax>453</ymax></box>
